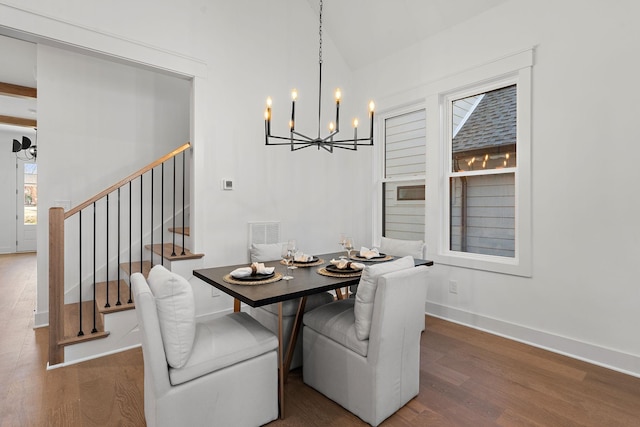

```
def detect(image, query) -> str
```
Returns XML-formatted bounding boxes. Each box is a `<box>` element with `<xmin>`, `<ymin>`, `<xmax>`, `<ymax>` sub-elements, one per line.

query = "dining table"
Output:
<box><xmin>193</xmin><ymin>251</ymin><xmax>433</xmax><ymax>418</ymax></box>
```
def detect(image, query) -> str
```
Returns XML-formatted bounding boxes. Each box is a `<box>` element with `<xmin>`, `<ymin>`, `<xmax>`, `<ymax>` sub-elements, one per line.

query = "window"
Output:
<box><xmin>381</xmin><ymin>108</ymin><xmax>426</xmax><ymax>242</ymax></box>
<box><xmin>24</xmin><ymin>163</ymin><xmax>37</xmax><ymax>225</ymax></box>
<box><xmin>374</xmin><ymin>49</ymin><xmax>532</xmax><ymax>275</ymax></box>
<box><xmin>433</xmin><ymin>49</ymin><xmax>532</xmax><ymax>276</ymax></box>
<box><xmin>449</xmin><ymin>84</ymin><xmax>516</xmax><ymax>257</ymax></box>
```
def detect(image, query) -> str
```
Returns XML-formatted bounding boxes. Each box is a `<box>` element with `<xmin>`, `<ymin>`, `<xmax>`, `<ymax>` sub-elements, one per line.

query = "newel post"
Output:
<box><xmin>49</xmin><ymin>207</ymin><xmax>65</xmax><ymax>366</ymax></box>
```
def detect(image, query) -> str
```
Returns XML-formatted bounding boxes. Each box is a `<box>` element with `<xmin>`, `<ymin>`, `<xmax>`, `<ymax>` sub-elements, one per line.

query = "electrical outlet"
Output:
<box><xmin>449</xmin><ymin>280</ymin><xmax>458</xmax><ymax>294</ymax></box>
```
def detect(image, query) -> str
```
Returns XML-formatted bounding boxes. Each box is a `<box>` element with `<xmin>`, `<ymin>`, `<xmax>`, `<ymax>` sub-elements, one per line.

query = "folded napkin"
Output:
<box><xmin>330</xmin><ymin>259</ymin><xmax>365</xmax><ymax>271</ymax></box>
<box><xmin>230</xmin><ymin>262</ymin><xmax>275</xmax><ymax>278</ymax></box>
<box><xmin>359</xmin><ymin>246</ymin><xmax>380</xmax><ymax>259</ymax></box>
<box><xmin>294</xmin><ymin>252</ymin><xmax>314</xmax><ymax>262</ymax></box>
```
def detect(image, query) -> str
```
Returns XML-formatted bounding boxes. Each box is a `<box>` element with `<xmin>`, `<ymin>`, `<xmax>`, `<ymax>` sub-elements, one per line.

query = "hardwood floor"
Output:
<box><xmin>1</xmin><ymin>252</ymin><xmax>639</xmax><ymax>426</ymax></box>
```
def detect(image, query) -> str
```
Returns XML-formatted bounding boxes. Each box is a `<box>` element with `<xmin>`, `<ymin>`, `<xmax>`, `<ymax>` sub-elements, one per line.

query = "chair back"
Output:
<box><xmin>131</xmin><ymin>273</ymin><xmax>172</xmax><ymax>399</ymax></box>
<box><xmin>367</xmin><ymin>265</ymin><xmax>428</xmax><ymax>410</ymax></box>
<box><xmin>379</xmin><ymin>236</ymin><xmax>426</xmax><ymax>259</ymax></box>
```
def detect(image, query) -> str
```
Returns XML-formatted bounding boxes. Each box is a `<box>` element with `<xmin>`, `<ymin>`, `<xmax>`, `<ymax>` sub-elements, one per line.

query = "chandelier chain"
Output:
<box><xmin>319</xmin><ymin>0</ymin><xmax>323</xmax><ymax>64</ymax></box>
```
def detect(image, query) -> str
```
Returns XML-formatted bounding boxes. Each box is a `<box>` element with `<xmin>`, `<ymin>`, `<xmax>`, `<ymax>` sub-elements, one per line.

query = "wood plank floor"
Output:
<box><xmin>1</xmin><ymin>252</ymin><xmax>640</xmax><ymax>426</ymax></box>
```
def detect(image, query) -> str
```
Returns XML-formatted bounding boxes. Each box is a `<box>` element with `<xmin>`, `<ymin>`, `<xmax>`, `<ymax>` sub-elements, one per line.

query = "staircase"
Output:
<box><xmin>48</xmin><ymin>144</ymin><xmax>202</xmax><ymax>366</ymax></box>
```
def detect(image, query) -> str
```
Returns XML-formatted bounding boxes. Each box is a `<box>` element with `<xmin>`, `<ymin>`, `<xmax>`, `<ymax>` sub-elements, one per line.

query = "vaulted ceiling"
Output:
<box><xmin>303</xmin><ymin>0</ymin><xmax>509</xmax><ymax>70</ymax></box>
<box><xmin>0</xmin><ymin>1</ymin><xmax>509</xmax><ymax>128</ymax></box>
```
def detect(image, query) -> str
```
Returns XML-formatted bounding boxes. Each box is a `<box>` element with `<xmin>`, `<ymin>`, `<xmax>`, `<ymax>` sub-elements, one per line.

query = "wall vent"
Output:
<box><xmin>248</xmin><ymin>222</ymin><xmax>281</xmax><ymax>247</ymax></box>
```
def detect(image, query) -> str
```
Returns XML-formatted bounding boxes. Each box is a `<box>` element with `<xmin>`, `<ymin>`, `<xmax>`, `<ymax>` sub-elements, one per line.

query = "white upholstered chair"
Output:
<box><xmin>303</xmin><ymin>259</ymin><xmax>429</xmax><ymax>426</ymax></box>
<box><xmin>379</xmin><ymin>236</ymin><xmax>426</xmax><ymax>259</ymax></box>
<box><xmin>350</xmin><ymin>237</ymin><xmax>425</xmax><ymax>297</ymax></box>
<box><xmin>249</xmin><ymin>242</ymin><xmax>333</xmax><ymax>369</ymax></box>
<box><xmin>131</xmin><ymin>265</ymin><xmax>279</xmax><ymax>427</ymax></box>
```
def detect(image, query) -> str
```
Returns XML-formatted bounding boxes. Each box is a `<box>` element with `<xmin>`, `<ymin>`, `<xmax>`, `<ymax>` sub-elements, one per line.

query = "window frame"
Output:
<box><xmin>429</xmin><ymin>51</ymin><xmax>532</xmax><ymax>277</ymax></box>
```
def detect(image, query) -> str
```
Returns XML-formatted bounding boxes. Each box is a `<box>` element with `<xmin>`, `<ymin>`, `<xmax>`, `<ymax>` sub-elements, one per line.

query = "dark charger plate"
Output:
<box><xmin>325</xmin><ymin>264</ymin><xmax>362</xmax><ymax>273</ymax></box>
<box><xmin>233</xmin><ymin>272</ymin><xmax>275</xmax><ymax>282</ymax></box>
<box><xmin>294</xmin><ymin>256</ymin><xmax>319</xmax><ymax>264</ymax></box>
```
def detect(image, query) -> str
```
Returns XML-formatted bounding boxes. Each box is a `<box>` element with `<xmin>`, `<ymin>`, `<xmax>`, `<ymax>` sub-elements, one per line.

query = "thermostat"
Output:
<box><xmin>222</xmin><ymin>179</ymin><xmax>233</xmax><ymax>190</ymax></box>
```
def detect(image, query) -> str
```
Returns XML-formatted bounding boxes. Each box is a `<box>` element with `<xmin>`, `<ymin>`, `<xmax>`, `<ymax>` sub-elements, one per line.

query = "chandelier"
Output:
<box><xmin>264</xmin><ymin>0</ymin><xmax>375</xmax><ymax>153</ymax></box>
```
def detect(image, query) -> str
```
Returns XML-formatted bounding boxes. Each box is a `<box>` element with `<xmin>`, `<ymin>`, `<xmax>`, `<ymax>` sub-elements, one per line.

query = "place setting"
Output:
<box><xmin>317</xmin><ymin>258</ymin><xmax>366</xmax><ymax>278</ymax></box>
<box><xmin>223</xmin><ymin>262</ymin><xmax>282</xmax><ymax>285</ymax></box>
<box><xmin>350</xmin><ymin>246</ymin><xmax>394</xmax><ymax>262</ymax></box>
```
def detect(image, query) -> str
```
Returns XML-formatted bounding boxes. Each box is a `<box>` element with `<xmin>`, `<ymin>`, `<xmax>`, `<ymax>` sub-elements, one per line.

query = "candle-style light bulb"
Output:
<box><xmin>265</xmin><ymin>99</ymin><xmax>272</xmax><ymax>136</ymax></box>
<box><xmin>369</xmin><ymin>100</ymin><xmax>375</xmax><ymax>112</ymax></box>
<box><xmin>290</xmin><ymin>90</ymin><xmax>296</xmax><ymax>131</ymax></box>
<box><xmin>329</xmin><ymin>121</ymin><xmax>335</xmax><ymax>132</ymax></box>
<box><xmin>353</xmin><ymin>118</ymin><xmax>359</xmax><ymax>128</ymax></box>
<box><xmin>335</xmin><ymin>88</ymin><xmax>342</xmax><ymax>102</ymax></box>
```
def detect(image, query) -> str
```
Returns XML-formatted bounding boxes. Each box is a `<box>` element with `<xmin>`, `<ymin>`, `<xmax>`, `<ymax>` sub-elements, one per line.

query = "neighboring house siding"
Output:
<box><xmin>450</xmin><ymin>172</ymin><xmax>515</xmax><ymax>257</ymax></box>
<box><xmin>384</xmin><ymin>109</ymin><xmax>425</xmax><ymax>241</ymax></box>
<box><xmin>385</xmin><ymin>110</ymin><xmax>426</xmax><ymax>177</ymax></box>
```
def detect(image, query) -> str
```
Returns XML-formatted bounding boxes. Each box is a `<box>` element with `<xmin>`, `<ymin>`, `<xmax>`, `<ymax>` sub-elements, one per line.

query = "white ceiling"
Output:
<box><xmin>0</xmin><ymin>1</ymin><xmax>509</xmax><ymax>126</ymax></box>
<box><xmin>304</xmin><ymin>0</ymin><xmax>509</xmax><ymax>70</ymax></box>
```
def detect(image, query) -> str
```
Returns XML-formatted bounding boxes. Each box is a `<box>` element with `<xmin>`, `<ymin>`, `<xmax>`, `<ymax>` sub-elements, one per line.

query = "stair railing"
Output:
<box><xmin>48</xmin><ymin>142</ymin><xmax>191</xmax><ymax>366</ymax></box>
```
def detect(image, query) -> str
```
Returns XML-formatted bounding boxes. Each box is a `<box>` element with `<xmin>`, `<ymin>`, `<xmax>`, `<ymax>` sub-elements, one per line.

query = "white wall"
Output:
<box><xmin>354</xmin><ymin>0</ymin><xmax>640</xmax><ymax>375</ymax></box>
<box><xmin>6</xmin><ymin>0</ymin><xmax>636</xmax><ymax>377</ymax></box>
<box><xmin>35</xmin><ymin>44</ymin><xmax>190</xmax><ymax>323</ymax></box>
<box><xmin>0</xmin><ymin>0</ymin><xmax>373</xmax><ymax>326</ymax></box>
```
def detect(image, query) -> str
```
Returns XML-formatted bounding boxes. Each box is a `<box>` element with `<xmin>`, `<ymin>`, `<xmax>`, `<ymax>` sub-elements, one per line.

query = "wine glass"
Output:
<box><xmin>338</xmin><ymin>233</ymin><xmax>347</xmax><ymax>259</ymax></box>
<box><xmin>287</xmin><ymin>240</ymin><xmax>298</xmax><ymax>271</ymax></box>
<box><xmin>344</xmin><ymin>237</ymin><xmax>354</xmax><ymax>259</ymax></box>
<box><xmin>281</xmin><ymin>243</ymin><xmax>294</xmax><ymax>280</ymax></box>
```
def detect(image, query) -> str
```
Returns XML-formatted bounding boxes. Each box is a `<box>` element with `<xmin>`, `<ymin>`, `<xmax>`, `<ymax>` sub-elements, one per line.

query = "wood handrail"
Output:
<box><xmin>65</xmin><ymin>142</ymin><xmax>190</xmax><ymax>219</ymax></box>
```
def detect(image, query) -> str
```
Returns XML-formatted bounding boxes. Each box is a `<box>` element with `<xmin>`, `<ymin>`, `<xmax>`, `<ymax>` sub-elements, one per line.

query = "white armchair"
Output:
<box><xmin>131</xmin><ymin>265</ymin><xmax>279</xmax><ymax>427</ymax></box>
<box><xmin>249</xmin><ymin>242</ymin><xmax>333</xmax><ymax>369</ymax></box>
<box><xmin>303</xmin><ymin>261</ymin><xmax>429</xmax><ymax>426</ymax></box>
<box><xmin>379</xmin><ymin>236</ymin><xmax>426</xmax><ymax>259</ymax></box>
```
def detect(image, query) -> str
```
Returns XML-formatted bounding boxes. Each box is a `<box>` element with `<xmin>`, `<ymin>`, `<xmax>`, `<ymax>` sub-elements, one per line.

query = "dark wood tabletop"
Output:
<box><xmin>193</xmin><ymin>251</ymin><xmax>433</xmax><ymax>308</ymax></box>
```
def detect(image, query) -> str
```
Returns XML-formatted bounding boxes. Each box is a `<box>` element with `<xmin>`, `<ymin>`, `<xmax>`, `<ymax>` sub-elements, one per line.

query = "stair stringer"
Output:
<box><xmin>63</xmin><ymin>309</ymin><xmax>140</xmax><ymax>365</ymax></box>
<box><xmin>58</xmin><ymin>254</ymin><xmax>233</xmax><ymax>367</ymax></box>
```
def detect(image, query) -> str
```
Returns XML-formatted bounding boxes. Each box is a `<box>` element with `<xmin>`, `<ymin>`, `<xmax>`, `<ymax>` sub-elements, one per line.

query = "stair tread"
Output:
<box><xmin>119</xmin><ymin>260</ymin><xmax>153</xmax><ymax>278</ymax></box>
<box><xmin>60</xmin><ymin>301</ymin><xmax>109</xmax><ymax>346</ymax></box>
<box><xmin>145</xmin><ymin>243</ymin><xmax>204</xmax><ymax>261</ymax></box>
<box><xmin>169</xmin><ymin>227</ymin><xmax>190</xmax><ymax>236</ymax></box>
<box><xmin>95</xmin><ymin>280</ymin><xmax>135</xmax><ymax>314</ymax></box>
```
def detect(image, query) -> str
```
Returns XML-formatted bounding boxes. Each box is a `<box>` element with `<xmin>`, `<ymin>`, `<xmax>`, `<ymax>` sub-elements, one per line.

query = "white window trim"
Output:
<box><xmin>426</xmin><ymin>49</ymin><xmax>533</xmax><ymax>277</ymax></box>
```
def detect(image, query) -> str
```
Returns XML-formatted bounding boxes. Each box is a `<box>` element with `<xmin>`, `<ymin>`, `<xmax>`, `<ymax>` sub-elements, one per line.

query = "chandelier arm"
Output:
<box><xmin>328</xmin><ymin>139</ymin><xmax>374</xmax><ymax>146</ymax></box>
<box><xmin>291</xmin><ymin>143</ymin><xmax>318</xmax><ymax>151</ymax></box>
<box><xmin>291</xmin><ymin>130</ymin><xmax>317</xmax><ymax>141</ymax></box>
<box><xmin>266</xmin><ymin>134</ymin><xmax>316</xmax><ymax>144</ymax></box>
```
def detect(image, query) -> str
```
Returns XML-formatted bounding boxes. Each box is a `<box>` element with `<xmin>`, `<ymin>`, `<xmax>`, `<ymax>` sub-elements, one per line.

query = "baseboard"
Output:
<box><xmin>48</xmin><ymin>343</ymin><xmax>141</xmax><ymax>370</ymax></box>
<box><xmin>34</xmin><ymin>310</ymin><xmax>49</xmax><ymax>328</ymax></box>
<box><xmin>425</xmin><ymin>302</ymin><xmax>640</xmax><ymax>378</ymax></box>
